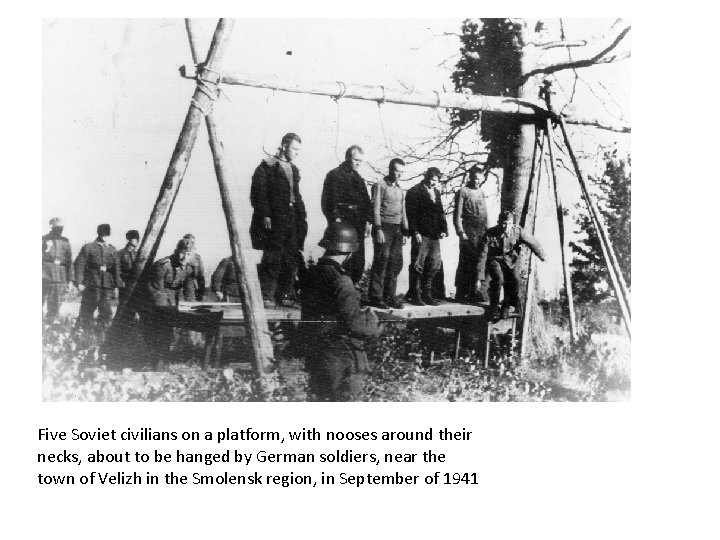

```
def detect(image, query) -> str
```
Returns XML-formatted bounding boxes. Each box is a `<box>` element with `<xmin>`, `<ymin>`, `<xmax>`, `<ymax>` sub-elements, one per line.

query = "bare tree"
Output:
<box><xmin>393</xmin><ymin>18</ymin><xmax>631</xmax><ymax>218</ymax></box>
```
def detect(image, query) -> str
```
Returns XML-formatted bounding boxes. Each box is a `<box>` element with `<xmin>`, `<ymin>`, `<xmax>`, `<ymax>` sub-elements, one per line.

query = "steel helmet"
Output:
<box><xmin>318</xmin><ymin>222</ymin><xmax>360</xmax><ymax>254</ymax></box>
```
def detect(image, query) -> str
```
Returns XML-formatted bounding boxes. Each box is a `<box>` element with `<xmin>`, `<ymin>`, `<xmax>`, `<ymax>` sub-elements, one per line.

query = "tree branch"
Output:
<box><xmin>537</xmin><ymin>39</ymin><xmax>587</xmax><ymax>50</ymax></box>
<box><xmin>563</xmin><ymin>112</ymin><xmax>631</xmax><ymax>133</ymax></box>
<box><xmin>521</xmin><ymin>24</ymin><xmax>631</xmax><ymax>82</ymax></box>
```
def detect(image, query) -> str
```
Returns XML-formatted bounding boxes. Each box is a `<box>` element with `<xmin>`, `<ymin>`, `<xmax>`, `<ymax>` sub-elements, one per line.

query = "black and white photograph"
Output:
<box><xmin>42</xmin><ymin>18</ymin><xmax>631</xmax><ymax>402</ymax></box>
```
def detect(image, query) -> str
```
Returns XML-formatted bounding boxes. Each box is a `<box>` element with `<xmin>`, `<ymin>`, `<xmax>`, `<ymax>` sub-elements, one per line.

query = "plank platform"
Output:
<box><xmin>178</xmin><ymin>301</ymin><xmax>489</xmax><ymax>322</ymax></box>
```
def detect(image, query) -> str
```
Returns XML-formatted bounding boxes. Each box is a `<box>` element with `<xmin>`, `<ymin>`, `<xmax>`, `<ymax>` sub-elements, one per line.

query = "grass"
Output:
<box><xmin>42</xmin><ymin>299</ymin><xmax>630</xmax><ymax>402</ymax></box>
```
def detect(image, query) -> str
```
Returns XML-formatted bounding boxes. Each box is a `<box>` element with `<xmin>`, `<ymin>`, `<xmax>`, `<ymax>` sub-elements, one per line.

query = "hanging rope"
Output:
<box><xmin>328</xmin><ymin>81</ymin><xmax>351</xmax><ymax>161</ymax></box>
<box><xmin>260</xmin><ymin>75</ymin><xmax>280</xmax><ymax>157</ymax></box>
<box><xmin>377</xmin><ymin>96</ymin><xmax>397</xmax><ymax>156</ymax></box>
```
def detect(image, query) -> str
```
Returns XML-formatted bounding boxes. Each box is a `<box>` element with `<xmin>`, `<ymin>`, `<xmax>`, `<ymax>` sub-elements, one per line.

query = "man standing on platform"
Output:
<box><xmin>73</xmin><ymin>224</ymin><xmax>118</xmax><ymax>332</ymax></box>
<box><xmin>405</xmin><ymin>167</ymin><xmax>448</xmax><ymax>306</ymax></box>
<box><xmin>42</xmin><ymin>217</ymin><xmax>73</xmax><ymax>323</ymax></box>
<box><xmin>300</xmin><ymin>223</ymin><xmax>379</xmax><ymax>401</ymax></box>
<box><xmin>321</xmin><ymin>145</ymin><xmax>372</xmax><ymax>284</ymax></box>
<box><xmin>478</xmin><ymin>210</ymin><xmax>546</xmax><ymax>320</ymax></box>
<box><xmin>368</xmin><ymin>158</ymin><xmax>408</xmax><ymax>309</ymax></box>
<box><xmin>116</xmin><ymin>229</ymin><xmax>140</xmax><ymax>307</ymax></box>
<box><xmin>453</xmin><ymin>165</ymin><xmax>489</xmax><ymax>303</ymax></box>
<box><xmin>250</xmin><ymin>132</ymin><xmax>308</xmax><ymax>308</ymax></box>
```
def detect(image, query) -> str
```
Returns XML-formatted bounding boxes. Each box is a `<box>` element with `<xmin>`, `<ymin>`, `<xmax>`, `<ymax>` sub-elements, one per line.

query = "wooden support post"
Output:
<box><xmin>546</xmin><ymin>120</ymin><xmax>578</xmax><ymax>341</ymax></box>
<box><xmin>185</xmin><ymin>19</ymin><xmax>275</xmax><ymax>384</ymax></box>
<box><xmin>557</xmin><ymin>118</ymin><xmax>631</xmax><ymax>337</ymax></box>
<box><xmin>519</xmin><ymin>130</ymin><xmax>546</xmax><ymax>358</ymax></box>
<box><xmin>107</xmin><ymin>19</ymin><xmax>235</xmax><ymax>352</ymax></box>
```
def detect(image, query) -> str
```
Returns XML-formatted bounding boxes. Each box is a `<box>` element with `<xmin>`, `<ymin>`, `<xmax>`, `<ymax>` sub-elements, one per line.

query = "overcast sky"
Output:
<box><xmin>43</xmin><ymin>18</ymin><xmax>630</xmax><ymax>295</ymax></box>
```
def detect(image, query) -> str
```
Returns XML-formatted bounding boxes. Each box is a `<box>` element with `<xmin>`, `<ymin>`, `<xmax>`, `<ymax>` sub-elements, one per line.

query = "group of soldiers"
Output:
<box><xmin>42</xmin><ymin>221</ymin><xmax>205</xmax><ymax>330</ymax></box>
<box><xmin>43</xmin><ymin>131</ymin><xmax>546</xmax><ymax>400</ymax></box>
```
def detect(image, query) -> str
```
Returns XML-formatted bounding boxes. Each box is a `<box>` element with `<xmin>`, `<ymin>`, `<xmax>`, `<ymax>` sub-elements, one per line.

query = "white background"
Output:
<box><xmin>3</xmin><ymin>2</ymin><xmax>720</xmax><ymax>540</ymax></box>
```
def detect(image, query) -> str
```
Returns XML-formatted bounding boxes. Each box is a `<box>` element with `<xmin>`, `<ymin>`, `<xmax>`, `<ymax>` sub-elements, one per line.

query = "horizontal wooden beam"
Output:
<box><xmin>179</xmin><ymin>65</ymin><xmax>553</xmax><ymax>117</ymax></box>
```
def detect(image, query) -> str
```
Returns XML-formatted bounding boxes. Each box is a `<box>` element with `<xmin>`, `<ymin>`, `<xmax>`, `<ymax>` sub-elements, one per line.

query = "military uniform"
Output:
<box><xmin>74</xmin><ymin>239</ymin><xmax>118</xmax><ymax>328</ymax></box>
<box><xmin>300</xmin><ymin>257</ymin><xmax>379</xmax><ymax>401</ymax></box>
<box><xmin>211</xmin><ymin>256</ymin><xmax>240</xmax><ymax>302</ymax></box>
<box><xmin>478</xmin><ymin>224</ymin><xmax>545</xmax><ymax>312</ymax></box>
<box><xmin>250</xmin><ymin>155</ymin><xmax>308</xmax><ymax>303</ymax></box>
<box><xmin>139</xmin><ymin>255</ymin><xmax>190</xmax><ymax>366</ymax></box>
<box><xmin>116</xmin><ymin>243</ymin><xmax>137</xmax><ymax>304</ymax></box>
<box><xmin>42</xmin><ymin>232</ymin><xmax>73</xmax><ymax>321</ymax></box>
<box><xmin>182</xmin><ymin>253</ymin><xmax>206</xmax><ymax>302</ymax></box>
<box><xmin>321</xmin><ymin>162</ymin><xmax>372</xmax><ymax>283</ymax></box>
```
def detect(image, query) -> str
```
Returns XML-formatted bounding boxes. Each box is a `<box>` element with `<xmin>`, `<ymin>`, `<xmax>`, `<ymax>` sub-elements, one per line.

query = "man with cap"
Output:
<box><xmin>250</xmin><ymin>132</ymin><xmax>308</xmax><ymax>308</ymax></box>
<box><xmin>320</xmin><ymin>145</ymin><xmax>372</xmax><ymax>283</ymax></box>
<box><xmin>453</xmin><ymin>165</ymin><xmax>489</xmax><ymax>303</ymax></box>
<box><xmin>405</xmin><ymin>167</ymin><xmax>449</xmax><ymax>306</ymax></box>
<box><xmin>181</xmin><ymin>233</ymin><xmax>205</xmax><ymax>302</ymax></box>
<box><xmin>211</xmin><ymin>256</ymin><xmax>240</xmax><ymax>302</ymax></box>
<box><xmin>299</xmin><ymin>222</ymin><xmax>379</xmax><ymax>401</ymax></box>
<box><xmin>116</xmin><ymin>229</ymin><xmax>140</xmax><ymax>307</ymax></box>
<box><xmin>42</xmin><ymin>218</ymin><xmax>73</xmax><ymax>323</ymax></box>
<box><xmin>139</xmin><ymin>238</ymin><xmax>193</xmax><ymax>368</ymax></box>
<box><xmin>478</xmin><ymin>210</ymin><xmax>546</xmax><ymax>320</ymax></box>
<box><xmin>73</xmin><ymin>224</ymin><xmax>118</xmax><ymax>332</ymax></box>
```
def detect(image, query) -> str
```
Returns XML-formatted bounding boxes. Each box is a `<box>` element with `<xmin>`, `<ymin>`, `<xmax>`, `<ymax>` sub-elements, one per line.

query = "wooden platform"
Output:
<box><xmin>176</xmin><ymin>301</ymin><xmax>522</xmax><ymax>368</ymax></box>
<box><xmin>177</xmin><ymin>301</ymin><xmax>487</xmax><ymax>322</ymax></box>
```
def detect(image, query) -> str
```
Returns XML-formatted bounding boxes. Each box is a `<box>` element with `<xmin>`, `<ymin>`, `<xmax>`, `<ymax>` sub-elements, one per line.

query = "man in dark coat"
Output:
<box><xmin>300</xmin><ymin>222</ymin><xmax>379</xmax><ymax>401</ymax></box>
<box><xmin>211</xmin><ymin>256</ymin><xmax>240</xmax><ymax>302</ymax></box>
<box><xmin>405</xmin><ymin>167</ymin><xmax>449</xmax><ymax>306</ymax></box>
<box><xmin>73</xmin><ymin>224</ymin><xmax>118</xmax><ymax>330</ymax></box>
<box><xmin>139</xmin><ymin>238</ymin><xmax>193</xmax><ymax>368</ymax></box>
<box><xmin>116</xmin><ymin>229</ymin><xmax>140</xmax><ymax>306</ymax></box>
<box><xmin>320</xmin><ymin>145</ymin><xmax>372</xmax><ymax>283</ymax></box>
<box><xmin>181</xmin><ymin>233</ymin><xmax>205</xmax><ymax>302</ymax></box>
<box><xmin>478</xmin><ymin>210</ymin><xmax>546</xmax><ymax>319</ymax></box>
<box><xmin>250</xmin><ymin>132</ymin><xmax>308</xmax><ymax>307</ymax></box>
<box><xmin>42</xmin><ymin>217</ymin><xmax>73</xmax><ymax>323</ymax></box>
<box><xmin>453</xmin><ymin>165</ymin><xmax>489</xmax><ymax>303</ymax></box>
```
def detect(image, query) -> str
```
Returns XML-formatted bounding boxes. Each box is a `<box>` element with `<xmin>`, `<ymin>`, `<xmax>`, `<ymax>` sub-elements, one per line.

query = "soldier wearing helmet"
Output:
<box><xmin>42</xmin><ymin>217</ymin><xmax>73</xmax><ymax>323</ymax></box>
<box><xmin>299</xmin><ymin>222</ymin><xmax>380</xmax><ymax>401</ymax></box>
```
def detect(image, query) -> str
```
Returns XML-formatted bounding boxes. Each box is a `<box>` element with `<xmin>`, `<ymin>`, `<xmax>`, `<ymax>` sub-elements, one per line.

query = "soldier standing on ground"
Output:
<box><xmin>368</xmin><ymin>158</ymin><xmax>408</xmax><ymax>309</ymax></box>
<box><xmin>116</xmin><ymin>229</ymin><xmax>140</xmax><ymax>307</ymax></box>
<box><xmin>300</xmin><ymin>223</ymin><xmax>379</xmax><ymax>401</ymax></box>
<box><xmin>211</xmin><ymin>256</ymin><xmax>240</xmax><ymax>302</ymax></box>
<box><xmin>139</xmin><ymin>238</ymin><xmax>193</xmax><ymax>368</ymax></box>
<box><xmin>478</xmin><ymin>210</ymin><xmax>546</xmax><ymax>320</ymax></box>
<box><xmin>320</xmin><ymin>145</ymin><xmax>372</xmax><ymax>284</ymax></box>
<box><xmin>405</xmin><ymin>167</ymin><xmax>449</xmax><ymax>306</ymax></box>
<box><xmin>250</xmin><ymin>132</ymin><xmax>308</xmax><ymax>307</ymax></box>
<box><xmin>453</xmin><ymin>165</ymin><xmax>489</xmax><ymax>303</ymax></box>
<box><xmin>73</xmin><ymin>224</ymin><xmax>118</xmax><ymax>332</ymax></box>
<box><xmin>42</xmin><ymin>217</ymin><xmax>73</xmax><ymax>323</ymax></box>
<box><xmin>181</xmin><ymin>233</ymin><xmax>205</xmax><ymax>302</ymax></box>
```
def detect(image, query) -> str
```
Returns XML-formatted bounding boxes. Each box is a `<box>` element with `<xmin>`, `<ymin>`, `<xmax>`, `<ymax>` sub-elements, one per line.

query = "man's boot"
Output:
<box><xmin>420</xmin><ymin>275</ymin><xmax>438</xmax><ymax>306</ymax></box>
<box><xmin>410</xmin><ymin>281</ymin><xmax>425</xmax><ymax>306</ymax></box>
